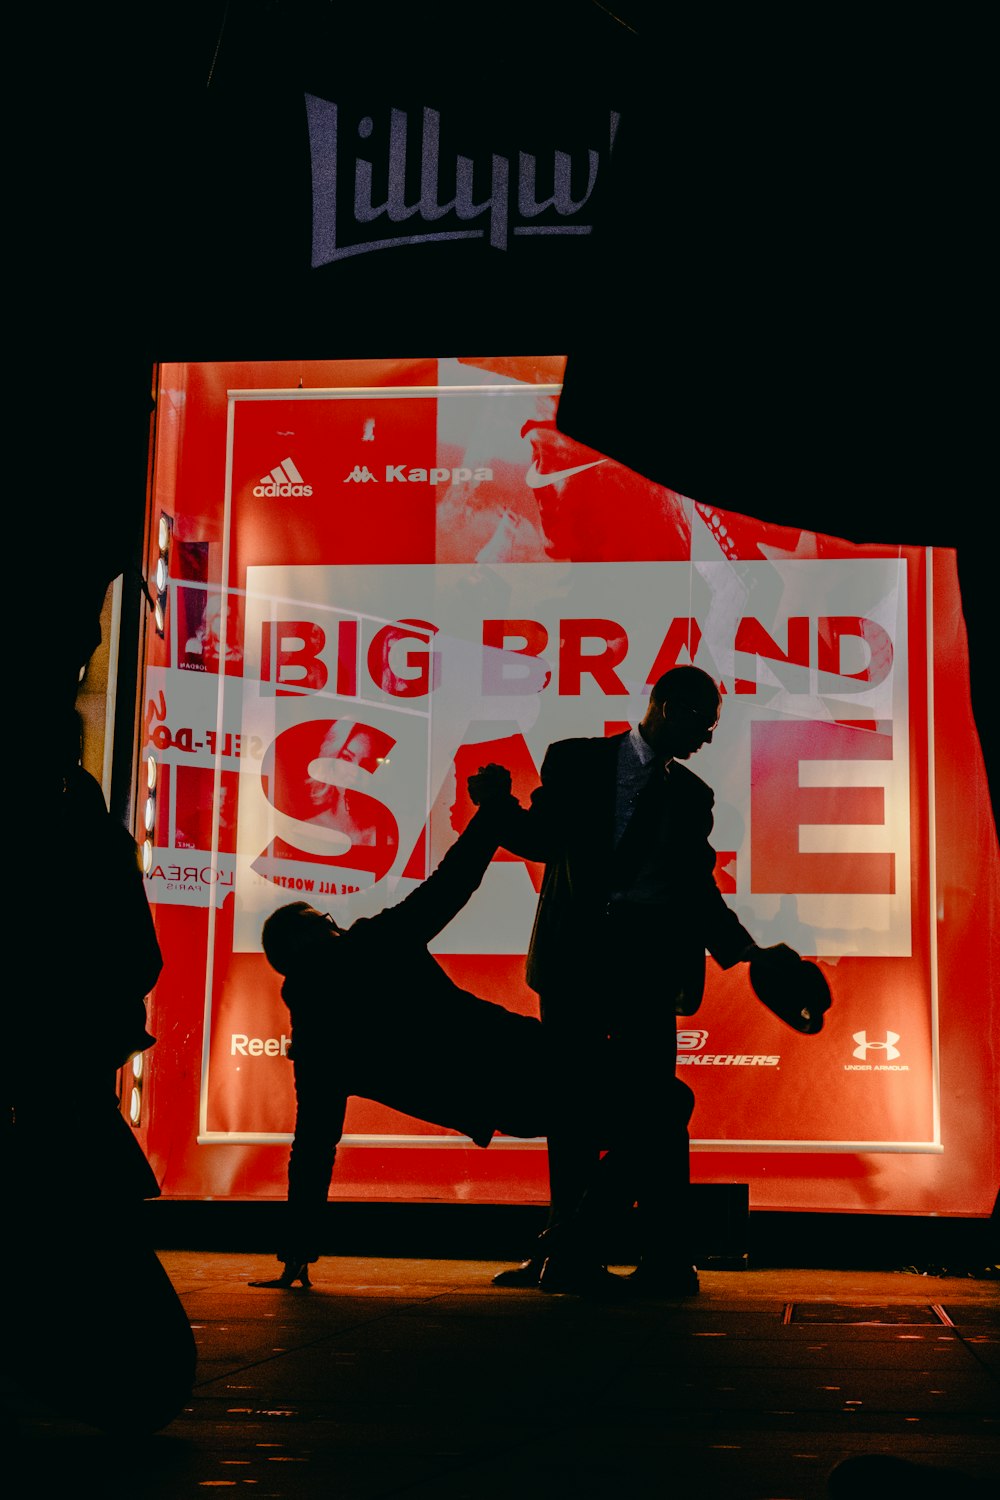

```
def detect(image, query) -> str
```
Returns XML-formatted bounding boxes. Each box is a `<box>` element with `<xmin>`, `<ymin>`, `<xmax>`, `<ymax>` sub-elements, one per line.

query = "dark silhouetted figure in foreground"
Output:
<box><xmin>255</xmin><ymin>765</ymin><xmax>672</xmax><ymax>1292</ymax></box>
<box><xmin>5</xmin><ymin>731</ymin><xmax>196</xmax><ymax>1434</ymax></box>
<box><xmin>490</xmin><ymin>666</ymin><xmax>832</xmax><ymax>1297</ymax></box>
<box><xmin>827</xmin><ymin>1454</ymin><xmax>987</xmax><ymax>1497</ymax></box>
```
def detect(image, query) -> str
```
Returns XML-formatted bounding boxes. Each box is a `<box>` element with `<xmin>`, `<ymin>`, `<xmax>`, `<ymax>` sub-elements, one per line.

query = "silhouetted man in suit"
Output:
<box><xmin>492</xmin><ymin>665</ymin><xmax>826</xmax><ymax>1296</ymax></box>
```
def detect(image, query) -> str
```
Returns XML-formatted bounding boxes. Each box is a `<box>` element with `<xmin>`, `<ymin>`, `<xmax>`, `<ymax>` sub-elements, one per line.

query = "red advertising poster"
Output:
<box><xmin>135</xmin><ymin>357</ymin><xmax>998</xmax><ymax>1214</ymax></box>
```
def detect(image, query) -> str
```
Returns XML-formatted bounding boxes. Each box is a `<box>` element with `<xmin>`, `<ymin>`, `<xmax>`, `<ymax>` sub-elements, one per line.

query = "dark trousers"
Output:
<box><xmin>539</xmin><ymin>902</ymin><xmax>697</xmax><ymax>1267</ymax></box>
<box><xmin>543</xmin><ymin>1061</ymin><xmax>696</xmax><ymax>1266</ymax></box>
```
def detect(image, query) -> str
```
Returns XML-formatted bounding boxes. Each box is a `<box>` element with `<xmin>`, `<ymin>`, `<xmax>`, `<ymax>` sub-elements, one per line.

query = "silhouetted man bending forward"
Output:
<box><xmin>491</xmin><ymin>665</ymin><xmax>829</xmax><ymax>1297</ymax></box>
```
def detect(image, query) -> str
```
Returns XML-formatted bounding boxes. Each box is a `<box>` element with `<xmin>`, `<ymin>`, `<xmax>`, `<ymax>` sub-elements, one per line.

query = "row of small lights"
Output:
<box><xmin>131</xmin><ymin>515</ymin><xmax>172</xmax><ymax>1125</ymax></box>
<box><xmin>153</xmin><ymin>513</ymin><xmax>170</xmax><ymax>635</ymax></box>
<box><xmin>129</xmin><ymin>1050</ymin><xmax>145</xmax><ymax>1125</ymax></box>
<box><xmin>141</xmin><ymin>754</ymin><xmax>157</xmax><ymax>875</ymax></box>
<box><xmin>141</xmin><ymin>514</ymin><xmax>171</xmax><ymax>877</ymax></box>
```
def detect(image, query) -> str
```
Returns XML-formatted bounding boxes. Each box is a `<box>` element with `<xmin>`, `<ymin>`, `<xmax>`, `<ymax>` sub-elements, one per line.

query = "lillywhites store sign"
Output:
<box><xmin>305</xmin><ymin>98</ymin><xmax>619</xmax><ymax>264</ymax></box>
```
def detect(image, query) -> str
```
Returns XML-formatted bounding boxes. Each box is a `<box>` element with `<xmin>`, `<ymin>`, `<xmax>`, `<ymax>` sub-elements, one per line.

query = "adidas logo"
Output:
<box><xmin>253</xmin><ymin>458</ymin><xmax>313</xmax><ymax>498</ymax></box>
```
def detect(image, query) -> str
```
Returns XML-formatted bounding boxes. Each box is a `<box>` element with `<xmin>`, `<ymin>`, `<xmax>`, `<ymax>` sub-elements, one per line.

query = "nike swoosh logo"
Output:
<box><xmin>524</xmin><ymin>457</ymin><xmax>607</xmax><ymax>489</ymax></box>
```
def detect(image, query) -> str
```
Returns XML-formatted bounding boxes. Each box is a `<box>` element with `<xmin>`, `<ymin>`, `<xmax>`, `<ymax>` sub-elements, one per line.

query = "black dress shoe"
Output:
<box><xmin>625</xmin><ymin>1263</ymin><xmax>700</xmax><ymax>1297</ymax></box>
<box><xmin>537</xmin><ymin>1257</ymin><xmax>628</xmax><ymax>1298</ymax></box>
<box><xmin>491</xmin><ymin>1259</ymin><xmax>542</xmax><ymax>1288</ymax></box>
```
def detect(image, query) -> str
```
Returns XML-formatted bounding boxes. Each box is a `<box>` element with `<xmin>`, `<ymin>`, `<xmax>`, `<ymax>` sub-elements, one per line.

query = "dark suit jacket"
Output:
<box><xmin>501</xmin><ymin>733</ymin><xmax>754</xmax><ymax>1015</ymax></box>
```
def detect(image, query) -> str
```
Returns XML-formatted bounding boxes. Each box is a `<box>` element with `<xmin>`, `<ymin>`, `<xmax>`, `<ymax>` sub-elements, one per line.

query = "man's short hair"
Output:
<box><xmin>261</xmin><ymin>901</ymin><xmax>320</xmax><ymax>976</ymax></box>
<box><xmin>650</xmin><ymin>665</ymin><xmax>721</xmax><ymax>708</ymax></box>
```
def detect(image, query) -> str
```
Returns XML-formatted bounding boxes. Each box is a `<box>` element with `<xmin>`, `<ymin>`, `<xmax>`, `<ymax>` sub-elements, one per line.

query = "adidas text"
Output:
<box><xmin>254</xmin><ymin>457</ymin><xmax>312</xmax><ymax>497</ymax></box>
<box><xmin>253</xmin><ymin>481</ymin><xmax>314</xmax><ymax>497</ymax></box>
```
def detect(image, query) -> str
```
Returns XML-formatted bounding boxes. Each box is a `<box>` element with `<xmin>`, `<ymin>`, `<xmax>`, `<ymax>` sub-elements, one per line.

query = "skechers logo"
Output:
<box><xmin>253</xmin><ymin>458</ymin><xmax>313</xmax><ymax>498</ymax></box>
<box><xmin>676</xmin><ymin>1029</ymin><xmax>778</xmax><ymax>1066</ymax></box>
<box><xmin>677</xmin><ymin>1030</ymin><xmax>710</xmax><ymax>1052</ymax></box>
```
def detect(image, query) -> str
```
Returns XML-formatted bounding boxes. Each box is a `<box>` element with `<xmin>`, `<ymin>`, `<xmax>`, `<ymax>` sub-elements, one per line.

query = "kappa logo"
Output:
<box><xmin>253</xmin><ymin>458</ymin><xmax>313</xmax><ymax>498</ymax></box>
<box><xmin>852</xmin><ymin>1030</ymin><xmax>901</xmax><ymax>1061</ymax></box>
<box><xmin>343</xmin><ymin>463</ymin><xmax>495</xmax><ymax>485</ymax></box>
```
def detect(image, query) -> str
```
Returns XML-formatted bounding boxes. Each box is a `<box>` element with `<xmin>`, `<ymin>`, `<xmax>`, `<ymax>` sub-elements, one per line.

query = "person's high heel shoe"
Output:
<box><xmin>491</xmin><ymin>1257</ymin><xmax>543</xmax><ymax>1287</ymax></box>
<box><xmin>491</xmin><ymin>1225</ymin><xmax>558</xmax><ymax>1287</ymax></box>
<box><xmin>250</xmin><ymin>1261</ymin><xmax>312</xmax><ymax>1289</ymax></box>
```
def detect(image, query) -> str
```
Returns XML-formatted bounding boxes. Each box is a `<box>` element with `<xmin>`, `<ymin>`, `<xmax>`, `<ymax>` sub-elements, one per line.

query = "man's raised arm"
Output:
<box><xmin>373</xmin><ymin>764</ymin><xmax>521</xmax><ymax>947</ymax></box>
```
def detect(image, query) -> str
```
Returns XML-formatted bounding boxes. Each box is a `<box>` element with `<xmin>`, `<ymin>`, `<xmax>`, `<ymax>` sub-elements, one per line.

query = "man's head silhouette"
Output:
<box><xmin>262</xmin><ymin>902</ymin><xmax>340</xmax><ymax>976</ymax></box>
<box><xmin>641</xmin><ymin>666</ymin><xmax>722</xmax><ymax>762</ymax></box>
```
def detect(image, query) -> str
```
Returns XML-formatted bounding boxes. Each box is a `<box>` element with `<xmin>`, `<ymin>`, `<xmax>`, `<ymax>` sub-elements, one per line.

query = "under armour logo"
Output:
<box><xmin>852</xmin><ymin>1030</ymin><xmax>901</xmax><ymax>1061</ymax></box>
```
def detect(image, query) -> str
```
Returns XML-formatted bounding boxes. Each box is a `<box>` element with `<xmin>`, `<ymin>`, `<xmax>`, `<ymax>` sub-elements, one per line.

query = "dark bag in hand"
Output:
<box><xmin>749</xmin><ymin>943</ymin><xmax>832</xmax><ymax>1034</ymax></box>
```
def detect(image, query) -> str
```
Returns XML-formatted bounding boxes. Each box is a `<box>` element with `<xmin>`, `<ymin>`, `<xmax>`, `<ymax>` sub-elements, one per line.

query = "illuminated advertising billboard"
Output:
<box><xmin>134</xmin><ymin>357</ymin><xmax>998</xmax><ymax>1213</ymax></box>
